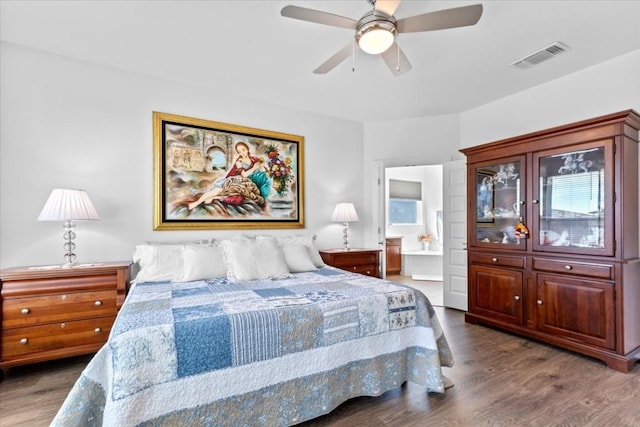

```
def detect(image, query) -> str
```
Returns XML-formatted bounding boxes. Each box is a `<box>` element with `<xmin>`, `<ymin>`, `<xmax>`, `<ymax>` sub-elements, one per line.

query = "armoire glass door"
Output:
<box><xmin>473</xmin><ymin>156</ymin><xmax>526</xmax><ymax>248</ymax></box>
<box><xmin>533</xmin><ymin>141</ymin><xmax>613</xmax><ymax>255</ymax></box>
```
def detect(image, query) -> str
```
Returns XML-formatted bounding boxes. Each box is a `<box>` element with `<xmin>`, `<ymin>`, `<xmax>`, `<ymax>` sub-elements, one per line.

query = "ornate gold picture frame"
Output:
<box><xmin>153</xmin><ymin>112</ymin><xmax>304</xmax><ymax>230</ymax></box>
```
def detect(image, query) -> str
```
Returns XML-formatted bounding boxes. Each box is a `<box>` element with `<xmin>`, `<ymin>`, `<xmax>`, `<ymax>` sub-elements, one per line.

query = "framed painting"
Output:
<box><xmin>153</xmin><ymin>112</ymin><xmax>304</xmax><ymax>230</ymax></box>
<box><xmin>476</xmin><ymin>170</ymin><xmax>495</xmax><ymax>224</ymax></box>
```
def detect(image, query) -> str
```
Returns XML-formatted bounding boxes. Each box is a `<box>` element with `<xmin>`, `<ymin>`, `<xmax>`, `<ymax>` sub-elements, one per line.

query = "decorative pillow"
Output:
<box><xmin>132</xmin><ymin>244</ymin><xmax>185</xmax><ymax>282</ymax></box>
<box><xmin>278</xmin><ymin>234</ymin><xmax>326</xmax><ymax>268</ymax></box>
<box><xmin>281</xmin><ymin>242</ymin><xmax>317</xmax><ymax>273</ymax></box>
<box><xmin>219</xmin><ymin>236</ymin><xmax>290</xmax><ymax>282</ymax></box>
<box><xmin>173</xmin><ymin>245</ymin><xmax>227</xmax><ymax>282</ymax></box>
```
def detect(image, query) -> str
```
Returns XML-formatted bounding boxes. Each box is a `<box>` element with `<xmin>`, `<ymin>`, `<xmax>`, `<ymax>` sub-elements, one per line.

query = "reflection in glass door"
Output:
<box><xmin>537</xmin><ymin>147</ymin><xmax>605</xmax><ymax>249</ymax></box>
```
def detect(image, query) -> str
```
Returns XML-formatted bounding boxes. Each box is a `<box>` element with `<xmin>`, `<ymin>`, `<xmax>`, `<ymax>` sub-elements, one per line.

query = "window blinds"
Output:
<box><xmin>389</xmin><ymin>179</ymin><xmax>422</xmax><ymax>200</ymax></box>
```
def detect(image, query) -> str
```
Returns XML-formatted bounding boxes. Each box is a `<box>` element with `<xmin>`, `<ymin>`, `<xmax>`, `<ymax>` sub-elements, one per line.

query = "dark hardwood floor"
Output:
<box><xmin>1</xmin><ymin>307</ymin><xmax>639</xmax><ymax>426</ymax></box>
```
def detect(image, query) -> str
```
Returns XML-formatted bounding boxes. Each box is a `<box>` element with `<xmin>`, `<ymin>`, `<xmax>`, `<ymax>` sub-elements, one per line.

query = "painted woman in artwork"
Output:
<box><xmin>187</xmin><ymin>142</ymin><xmax>271</xmax><ymax>210</ymax></box>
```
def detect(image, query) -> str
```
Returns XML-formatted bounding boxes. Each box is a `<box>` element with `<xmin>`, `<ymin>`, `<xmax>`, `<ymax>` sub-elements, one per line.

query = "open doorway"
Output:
<box><xmin>384</xmin><ymin>164</ymin><xmax>443</xmax><ymax>306</ymax></box>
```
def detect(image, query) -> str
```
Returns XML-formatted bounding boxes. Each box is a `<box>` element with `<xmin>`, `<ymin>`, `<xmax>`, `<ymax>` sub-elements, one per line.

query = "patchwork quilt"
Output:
<box><xmin>52</xmin><ymin>267</ymin><xmax>453</xmax><ymax>426</ymax></box>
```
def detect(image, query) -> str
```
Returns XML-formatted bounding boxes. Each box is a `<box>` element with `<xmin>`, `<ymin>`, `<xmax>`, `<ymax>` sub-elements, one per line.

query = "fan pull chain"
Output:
<box><xmin>396</xmin><ymin>43</ymin><xmax>400</xmax><ymax>72</ymax></box>
<box><xmin>352</xmin><ymin>41</ymin><xmax>356</xmax><ymax>72</ymax></box>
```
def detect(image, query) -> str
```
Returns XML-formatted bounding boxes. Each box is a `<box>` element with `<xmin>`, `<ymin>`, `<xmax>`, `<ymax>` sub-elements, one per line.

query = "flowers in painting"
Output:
<box><xmin>264</xmin><ymin>143</ymin><xmax>293</xmax><ymax>194</ymax></box>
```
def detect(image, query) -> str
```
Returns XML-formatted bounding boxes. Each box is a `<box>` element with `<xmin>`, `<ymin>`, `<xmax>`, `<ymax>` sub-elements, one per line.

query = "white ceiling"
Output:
<box><xmin>2</xmin><ymin>1</ymin><xmax>639</xmax><ymax>122</ymax></box>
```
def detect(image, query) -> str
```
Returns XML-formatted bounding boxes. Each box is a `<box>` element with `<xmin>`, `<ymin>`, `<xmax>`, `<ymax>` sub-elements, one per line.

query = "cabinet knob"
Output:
<box><xmin>518</xmin><ymin>200</ymin><xmax>525</xmax><ymax>205</ymax></box>
<box><xmin>366</xmin><ymin>271</ymin><xmax>371</xmax><ymax>275</ymax></box>
<box><xmin>20</xmin><ymin>338</ymin><xmax>28</xmax><ymax>345</ymax></box>
<box><xmin>537</xmin><ymin>300</ymin><xmax>543</xmax><ymax>305</ymax></box>
<box><xmin>61</xmin><ymin>294</ymin><xmax>67</xmax><ymax>300</ymax></box>
<box><xmin>565</xmin><ymin>265</ymin><xmax>573</xmax><ymax>270</ymax></box>
<box><xmin>60</xmin><ymin>323</ymin><xmax>66</xmax><ymax>329</ymax></box>
<box><xmin>94</xmin><ymin>327</ymin><xmax>102</xmax><ymax>333</ymax></box>
<box><xmin>492</xmin><ymin>257</ymin><xmax>498</xmax><ymax>262</ymax></box>
<box><xmin>514</xmin><ymin>295</ymin><xmax>520</xmax><ymax>301</ymax></box>
<box><xmin>532</xmin><ymin>200</ymin><xmax>539</xmax><ymax>204</ymax></box>
<box><xmin>94</xmin><ymin>300</ymin><xmax>102</xmax><ymax>306</ymax></box>
<box><xmin>21</xmin><ymin>308</ymin><xmax>30</xmax><ymax>315</ymax></box>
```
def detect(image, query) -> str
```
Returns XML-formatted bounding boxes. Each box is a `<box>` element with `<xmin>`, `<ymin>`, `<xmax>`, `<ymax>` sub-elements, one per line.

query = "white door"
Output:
<box><xmin>443</xmin><ymin>160</ymin><xmax>468</xmax><ymax>310</ymax></box>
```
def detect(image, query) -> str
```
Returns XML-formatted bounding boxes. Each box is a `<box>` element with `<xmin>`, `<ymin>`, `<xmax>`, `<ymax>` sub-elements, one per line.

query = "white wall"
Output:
<box><xmin>0</xmin><ymin>43</ymin><xmax>365</xmax><ymax>268</ymax></box>
<box><xmin>460</xmin><ymin>49</ymin><xmax>640</xmax><ymax>148</ymax></box>
<box><xmin>362</xmin><ymin>114</ymin><xmax>460</xmax><ymax>248</ymax></box>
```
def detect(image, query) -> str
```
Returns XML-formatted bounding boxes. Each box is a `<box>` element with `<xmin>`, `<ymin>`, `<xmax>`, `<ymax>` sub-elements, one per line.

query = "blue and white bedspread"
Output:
<box><xmin>52</xmin><ymin>267</ymin><xmax>453</xmax><ymax>426</ymax></box>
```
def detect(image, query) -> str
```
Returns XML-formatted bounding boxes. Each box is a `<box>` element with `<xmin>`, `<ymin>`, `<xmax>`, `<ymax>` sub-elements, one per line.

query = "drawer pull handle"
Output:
<box><xmin>537</xmin><ymin>300</ymin><xmax>543</xmax><ymax>305</ymax></box>
<box><xmin>94</xmin><ymin>327</ymin><xmax>102</xmax><ymax>333</ymax></box>
<box><xmin>20</xmin><ymin>338</ymin><xmax>28</xmax><ymax>345</ymax></box>
<box><xmin>514</xmin><ymin>296</ymin><xmax>520</xmax><ymax>301</ymax></box>
<box><xmin>492</xmin><ymin>257</ymin><xmax>498</xmax><ymax>262</ymax></box>
<box><xmin>60</xmin><ymin>323</ymin><xmax>66</xmax><ymax>329</ymax></box>
<box><xmin>21</xmin><ymin>308</ymin><xmax>30</xmax><ymax>315</ymax></box>
<box><xmin>565</xmin><ymin>265</ymin><xmax>573</xmax><ymax>270</ymax></box>
<box><xmin>95</xmin><ymin>300</ymin><xmax>102</xmax><ymax>306</ymax></box>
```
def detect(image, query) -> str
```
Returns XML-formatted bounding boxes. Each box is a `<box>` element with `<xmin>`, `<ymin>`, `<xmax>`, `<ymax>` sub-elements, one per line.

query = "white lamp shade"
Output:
<box><xmin>331</xmin><ymin>203</ymin><xmax>359</xmax><ymax>223</ymax></box>
<box><xmin>38</xmin><ymin>189</ymin><xmax>100</xmax><ymax>221</ymax></box>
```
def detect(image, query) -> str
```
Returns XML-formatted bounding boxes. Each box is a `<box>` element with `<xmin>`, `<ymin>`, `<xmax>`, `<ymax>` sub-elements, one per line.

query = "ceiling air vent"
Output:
<box><xmin>510</xmin><ymin>42</ymin><xmax>570</xmax><ymax>69</ymax></box>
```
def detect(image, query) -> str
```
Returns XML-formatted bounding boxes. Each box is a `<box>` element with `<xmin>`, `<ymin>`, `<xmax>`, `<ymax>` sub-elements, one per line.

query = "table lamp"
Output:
<box><xmin>331</xmin><ymin>202</ymin><xmax>359</xmax><ymax>250</ymax></box>
<box><xmin>38</xmin><ymin>189</ymin><xmax>100</xmax><ymax>266</ymax></box>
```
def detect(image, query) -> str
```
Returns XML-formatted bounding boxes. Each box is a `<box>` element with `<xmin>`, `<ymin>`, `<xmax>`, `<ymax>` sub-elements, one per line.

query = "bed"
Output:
<box><xmin>51</xmin><ymin>235</ymin><xmax>453</xmax><ymax>426</ymax></box>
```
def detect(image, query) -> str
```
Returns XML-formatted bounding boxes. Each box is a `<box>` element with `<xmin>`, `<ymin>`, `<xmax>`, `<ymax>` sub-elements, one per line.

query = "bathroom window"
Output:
<box><xmin>388</xmin><ymin>179</ymin><xmax>422</xmax><ymax>225</ymax></box>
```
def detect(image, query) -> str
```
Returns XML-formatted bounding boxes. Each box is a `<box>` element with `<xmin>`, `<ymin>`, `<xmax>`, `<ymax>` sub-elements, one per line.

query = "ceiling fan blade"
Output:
<box><xmin>374</xmin><ymin>0</ymin><xmax>401</xmax><ymax>17</ymax></box>
<box><xmin>380</xmin><ymin>42</ymin><xmax>412</xmax><ymax>76</ymax></box>
<box><xmin>313</xmin><ymin>42</ymin><xmax>354</xmax><ymax>74</ymax></box>
<box><xmin>281</xmin><ymin>5</ymin><xmax>357</xmax><ymax>29</ymax></box>
<box><xmin>396</xmin><ymin>4</ymin><xmax>483</xmax><ymax>33</ymax></box>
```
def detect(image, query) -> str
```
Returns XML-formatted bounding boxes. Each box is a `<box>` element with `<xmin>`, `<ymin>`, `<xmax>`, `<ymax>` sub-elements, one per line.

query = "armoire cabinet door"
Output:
<box><xmin>532</xmin><ymin>139</ymin><xmax>615</xmax><ymax>256</ymax></box>
<box><xmin>536</xmin><ymin>273</ymin><xmax>615</xmax><ymax>349</ymax></box>
<box><xmin>469</xmin><ymin>264</ymin><xmax>523</xmax><ymax>325</ymax></box>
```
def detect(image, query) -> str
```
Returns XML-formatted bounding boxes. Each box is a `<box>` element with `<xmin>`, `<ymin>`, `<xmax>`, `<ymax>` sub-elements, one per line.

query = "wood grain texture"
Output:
<box><xmin>1</xmin><ymin>307</ymin><xmax>639</xmax><ymax>426</ymax></box>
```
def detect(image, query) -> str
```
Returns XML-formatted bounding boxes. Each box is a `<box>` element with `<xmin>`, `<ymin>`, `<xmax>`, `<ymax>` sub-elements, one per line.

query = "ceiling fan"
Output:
<box><xmin>281</xmin><ymin>0</ymin><xmax>483</xmax><ymax>76</ymax></box>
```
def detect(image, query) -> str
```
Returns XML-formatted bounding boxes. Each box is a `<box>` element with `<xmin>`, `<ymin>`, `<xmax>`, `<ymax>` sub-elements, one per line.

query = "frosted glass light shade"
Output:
<box><xmin>358</xmin><ymin>28</ymin><xmax>394</xmax><ymax>54</ymax></box>
<box><xmin>38</xmin><ymin>189</ymin><xmax>100</xmax><ymax>221</ymax></box>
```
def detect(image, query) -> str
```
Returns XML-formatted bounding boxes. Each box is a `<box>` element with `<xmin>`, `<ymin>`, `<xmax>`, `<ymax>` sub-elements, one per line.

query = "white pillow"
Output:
<box><xmin>144</xmin><ymin>239</ymin><xmax>212</xmax><ymax>245</ymax></box>
<box><xmin>219</xmin><ymin>236</ymin><xmax>290</xmax><ymax>282</ymax></box>
<box><xmin>278</xmin><ymin>234</ymin><xmax>325</xmax><ymax>268</ymax></box>
<box><xmin>281</xmin><ymin>243</ymin><xmax>317</xmax><ymax>273</ymax></box>
<box><xmin>173</xmin><ymin>245</ymin><xmax>227</xmax><ymax>282</ymax></box>
<box><xmin>132</xmin><ymin>244</ymin><xmax>185</xmax><ymax>282</ymax></box>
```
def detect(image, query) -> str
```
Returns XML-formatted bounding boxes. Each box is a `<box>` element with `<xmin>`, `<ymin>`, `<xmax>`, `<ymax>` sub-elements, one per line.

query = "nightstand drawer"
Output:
<box><xmin>350</xmin><ymin>264</ymin><xmax>378</xmax><ymax>277</ymax></box>
<box><xmin>2</xmin><ymin>290</ymin><xmax>117</xmax><ymax>328</ymax></box>
<box><xmin>328</xmin><ymin>252</ymin><xmax>378</xmax><ymax>267</ymax></box>
<box><xmin>1</xmin><ymin>316</ymin><xmax>115</xmax><ymax>358</ymax></box>
<box><xmin>319</xmin><ymin>249</ymin><xmax>381</xmax><ymax>278</ymax></box>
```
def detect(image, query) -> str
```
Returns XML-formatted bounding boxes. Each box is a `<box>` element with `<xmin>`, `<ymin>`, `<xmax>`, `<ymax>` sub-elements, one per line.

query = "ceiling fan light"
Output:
<box><xmin>358</xmin><ymin>28</ymin><xmax>394</xmax><ymax>54</ymax></box>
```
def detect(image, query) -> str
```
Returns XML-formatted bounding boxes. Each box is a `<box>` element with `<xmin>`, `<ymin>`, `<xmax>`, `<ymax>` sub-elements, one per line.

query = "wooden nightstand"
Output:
<box><xmin>319</xmin><ymin>249</ymin><xmax>381</xmax><ymax>278</ymax></box>
<box><xmin>0</xmin><ymin>261</ymin><xmax>131</xmax><ymax>374</ymax></box>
